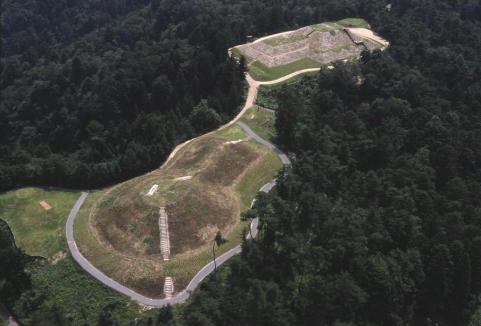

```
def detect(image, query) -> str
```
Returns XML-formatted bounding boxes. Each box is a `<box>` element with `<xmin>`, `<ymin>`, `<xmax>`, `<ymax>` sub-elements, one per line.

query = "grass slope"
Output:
<box><xmin>336</xmin><ymin>17</ymin><xmax>369</xmax><ymax>27</ymax></box>
<box><xmin>249</xmin><ymin>57</ymin><xmax>321</xmax><ymax>82</ymax></box>
<box><xmin>240</xmin><ymin>106</ymin><xmax>277</xmax><ymax>141</ymax></box>
<box><xmin>0</xmin><ymin>188</ymin><xmax>79</xmax><ymax>258</ymax></box>
<box><xmin>12</xmin><ymin>258</ymin><xmax>147</xmax><ymax>325</ymax></box>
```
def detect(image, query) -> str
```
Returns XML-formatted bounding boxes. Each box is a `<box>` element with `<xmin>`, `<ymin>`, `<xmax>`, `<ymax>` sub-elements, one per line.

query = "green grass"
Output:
<box><xmin>261</xmin><ymin>70</ymin><xmax>319</xmax><ymax>88</ymax></box>
<box><xmin>311</xmin><ymin>23</ymin><xmax>335</xmax><ymax>32</ymax></box>
<box><xmin>237</xmin><ymin>107</ymin><xmax>282</xmax><ymax>210</ymax></box>
<box><xmin>236</xmin><ymin>146</ymin><xmax>282</xmax><ymax>211</ymax></box>
<box><xmin>230</xmin><ymin>47</ymin><xmax>254</xmax><ymax>64</ymax></box>
<box><xmin>263</xmin><ymin>34</ymin><xmax>307</xmax><ymax>46</ymax></box>
<box><xmin>214</xmin><ymin>124</ymin><xmax>247</xmax><ymax>140</ymax></box>
<box><xmin>73</xmin><ymin>190</ymin><xmax>120</xmax><ymax>273</ymax></box>
<box><xmin>249</xmin><ymin>57</ymin><xmax>321</xmax><ymax>81</ymax></box>
<box><xmin>12</xmin><ymin>258</ymin><xmax>146</xmax><ymax>325</ymax></box>
<box><xmin>0</xmin><ymin>188</ymin><xmax>80</xmax><ymax>258</ymax></box>
<box><xmin>240</xmin><ymin>106</ymin><xmax>276</xmax><ymax>141</ymax></box>
<box><xmin>336</xmin><ymin>18</ymin><xmax>369</xmax><ymax>28</ymax></box>
<box><xmin>310</xmin><ymin>18</ymin><xmax>369</xmax><ymax>33</ymax></box>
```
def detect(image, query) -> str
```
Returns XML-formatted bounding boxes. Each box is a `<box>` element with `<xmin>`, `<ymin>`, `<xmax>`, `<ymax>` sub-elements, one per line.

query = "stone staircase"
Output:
<box><xmin>163</xmin><ymin>277</ymin><xmax>174</xmax><ymax>298</ymax></box>
<box><xmin>159</xmin><ymin>207</ymin><xmax>171</xmax><ymax>261</ymax></box>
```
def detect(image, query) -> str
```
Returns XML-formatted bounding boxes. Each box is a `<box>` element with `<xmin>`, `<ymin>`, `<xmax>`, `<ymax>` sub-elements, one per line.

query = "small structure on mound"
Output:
<box><xmin>39</xmin><ymin>200</ymin><xmax>52</xmax><ymax>210</ymax></box>
<box><xmin>234</xmin><ymin>19</ymin><xmax>389</xmax><ymax>68</ymax></box>
<box><xmin>147</xmin><ymin>184</ymin><xmax>159</xmax><ymax>196</ymax></box>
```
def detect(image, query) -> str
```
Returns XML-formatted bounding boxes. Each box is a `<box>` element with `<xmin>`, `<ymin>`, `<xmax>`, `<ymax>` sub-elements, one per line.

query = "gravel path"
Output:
<box><xmin>65</xmin><ymin>68</ymin><xmax>311</xmax><ymax>307</ymax></box>
<box><xmin>347</xmin><ymin>27</ymin><xmax>390</xmax><ymax>47</ymax></box>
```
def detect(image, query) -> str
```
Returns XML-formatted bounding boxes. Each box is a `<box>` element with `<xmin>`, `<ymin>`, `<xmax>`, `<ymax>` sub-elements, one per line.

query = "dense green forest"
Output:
<box><xmin>2</xmin><ymin>0</ymin><xmax>151</xmax><ymax>57</ymax></box>
<box><xmin>2</xmin><ymin>0</ymin><xmax>481</xmax><ymax>325</ymax></box>
<box><xmin>1</xmin><ymin>0</ymin><xmax>250</xmax><ymax>190</ymax></box>
<box><xmin>0</xmin><ymin>0</ymin><xmax>379</xmax><ymax>191</ymax></box>
<box><xmin>181</xmin><ymin>1</ymin><xmax>481</xmax><ymax>326</ymax></box>
<box><xmin>0</xmin><ymin>220</ymin><xmax>29</xmax><ymax>308</ymax></box>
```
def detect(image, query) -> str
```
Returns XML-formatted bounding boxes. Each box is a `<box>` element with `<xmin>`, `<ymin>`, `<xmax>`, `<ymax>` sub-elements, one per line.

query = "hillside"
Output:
<box><xmin>0</xmin><ymin>0</ymin><xmax>247</xmax><ymax>192</ymax></box>
<box><xmin>74</xmin><ymin>109</ymin><xmax>282</xmax><ymax>297</ymax></box>
<box><xmin>2</xmin><ymin>0</ymin><xmax>481</xmax><ymax>325</ymax></box>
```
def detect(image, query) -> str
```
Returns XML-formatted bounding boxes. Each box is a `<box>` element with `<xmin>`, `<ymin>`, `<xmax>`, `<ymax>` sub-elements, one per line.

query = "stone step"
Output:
<box><xmin>159</xmin><ymin>207</ymin><xmax>171</xmax><ymax>260</ymax></box>
<box><xmin>163</xmin><ymin>277</ymin><xmax>174</xmax><ymax>298</ymax></box>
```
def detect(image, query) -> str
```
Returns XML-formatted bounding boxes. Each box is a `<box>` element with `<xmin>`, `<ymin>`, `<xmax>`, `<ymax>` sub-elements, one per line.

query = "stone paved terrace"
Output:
<box><xmin>234</xmin><ymin>20</ymin><xmax>388</xmax><ymax>68</ymax></box>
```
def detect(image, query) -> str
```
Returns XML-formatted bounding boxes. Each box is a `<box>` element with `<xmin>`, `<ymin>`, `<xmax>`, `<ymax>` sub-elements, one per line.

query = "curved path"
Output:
<box><xmin>66</xmin><ymin>69</ymin><xmax>311</xmax><ymax>307</ymax></box>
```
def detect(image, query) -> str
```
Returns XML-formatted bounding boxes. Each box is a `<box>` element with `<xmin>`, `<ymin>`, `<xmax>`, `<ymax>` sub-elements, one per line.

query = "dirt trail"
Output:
<box><xmin>347</xmin><ymin>27</ymin><xmax>390</xmax><ymax>47</ymax></box>
<box><xmin>164</xmin><ymin>68</ymin><xmax>319</xmax><ymax>165</ymax></box>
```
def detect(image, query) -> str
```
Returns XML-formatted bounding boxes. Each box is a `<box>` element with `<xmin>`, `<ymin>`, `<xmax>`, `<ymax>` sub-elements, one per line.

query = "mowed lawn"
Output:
<box><xmin>0</xmin><ymin>187</ymin><xmax>80</xmax><ymax>258</ymax></box>
<box><xmin>240</xmin><ymin>106</ymin><xmax>277</xmax><ymax>141</ymax></box>
<box><xmin>248</xmin><ymin>57</ymin><xmax>321</xmax><ymax>81</ymax></box>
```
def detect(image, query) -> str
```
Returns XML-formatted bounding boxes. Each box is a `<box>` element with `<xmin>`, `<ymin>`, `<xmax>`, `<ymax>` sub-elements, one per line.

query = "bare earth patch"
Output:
<box><xmin>174</xmin><ymin>176</ymin><xmax>192</xmax><ymax>181</ymax></box>
<box><xmin>39</xmin><ymin>200</ymin><xmax>52</xmax><ymax>210</ymax></box>
<box><xmin>51</xmin><ymin>250</ymin><xmax>67</xmax><ymax>264</ymax></box>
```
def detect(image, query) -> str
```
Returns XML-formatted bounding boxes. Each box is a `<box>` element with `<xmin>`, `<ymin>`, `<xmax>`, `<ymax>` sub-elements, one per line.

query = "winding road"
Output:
<box><xmin>66</xmin><ymin>68</ymin><xmax>316</xmax><ymax>307</ymax></box>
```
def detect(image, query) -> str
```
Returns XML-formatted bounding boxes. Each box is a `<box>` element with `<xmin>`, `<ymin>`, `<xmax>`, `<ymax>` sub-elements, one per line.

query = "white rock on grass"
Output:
<box><xmin>147</xmin><ymin>184</ymin><xmax>159</xmax><ymax>196</ymax></box>
<box><xmin>175</xmin><ymin>176</ymin><xmax>192</xmax><ymax>181</ymax></box>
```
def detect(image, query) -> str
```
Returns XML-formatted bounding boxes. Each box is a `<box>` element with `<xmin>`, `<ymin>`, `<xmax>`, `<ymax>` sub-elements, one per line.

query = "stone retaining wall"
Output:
<box><xmin>235</xmin><ymin>25</ymin><xmax>386</xmax><ymax>68</ymax></box>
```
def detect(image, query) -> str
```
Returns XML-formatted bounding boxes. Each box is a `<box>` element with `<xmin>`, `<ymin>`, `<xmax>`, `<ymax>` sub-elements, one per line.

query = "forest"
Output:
<box><xmin>181</xmin><ymin>1</ymin><xmax>481</xmax><ymax>325</ymax></box>
<box><xmin>1</xmin><ymin>0</ymin><xmax>249</xmax><ymax>190</ymax></box>
<box><xmin>2</xmin><ymin>0</ymin><xmax>481</xmax><ymax>325</ymax></box>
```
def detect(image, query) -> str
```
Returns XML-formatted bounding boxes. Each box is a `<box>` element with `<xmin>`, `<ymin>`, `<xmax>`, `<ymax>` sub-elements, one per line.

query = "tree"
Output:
<box><xmin>212</xmin><ymin>231</ymin><xmax>226</xmax><ymax>274</ymax></box>
<box><xmin>189</xmin><ymin>100</ymin><xmax>222</xmax><ymax>133</ymax></box>
<box><xmin>241</xmin><ymin>209</ymin><xmax>257</xmax><ymax>240</ymax></box>
<box><xmin>0</xmin><ymin>221</ymin><xmax>30</xmax><ymax>306</ymax></box>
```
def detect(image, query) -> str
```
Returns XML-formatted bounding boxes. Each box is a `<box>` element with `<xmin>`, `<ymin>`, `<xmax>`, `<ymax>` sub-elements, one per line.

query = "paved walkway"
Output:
<box><xmin>66</xmin><ymin>69</ymin><xmax>309</xmax><ymax>307</ymax></box>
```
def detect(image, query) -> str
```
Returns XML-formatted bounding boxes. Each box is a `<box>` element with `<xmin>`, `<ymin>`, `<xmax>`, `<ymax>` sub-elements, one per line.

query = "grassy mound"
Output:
<box><xmin>92</xmin><ymin>132</ymin><xmax>260</xmax><ymax>258</ymax></box>
<box><xmin>75</xmin><ymin>121</ymin><xmax>282</xmax><ymax>297</ymax></box>
<box><xmin>336</xmin><ymin>17</ymin><xmax>369</xmax><ymax>28</ymax></box>
<box><xmin>0</xmin><ymin>188</ymin><xmax>79</xmax><ymax>258</ymax></box>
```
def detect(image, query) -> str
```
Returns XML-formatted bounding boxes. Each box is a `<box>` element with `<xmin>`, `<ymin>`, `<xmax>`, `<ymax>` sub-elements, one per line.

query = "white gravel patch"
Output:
<box><xmin>147</xmin><ymin>184</ymin><xmax>159</xmax><ymax>196</ymax></box>
<box><xmin>225</xmin><ymin>139</ymin><xmax>245</xmax><ymax>145</ymax></box>
<box><xmin>175</xmin><ymin>176</ymin><xmax>192</xmax><ymax>181</ymax></box>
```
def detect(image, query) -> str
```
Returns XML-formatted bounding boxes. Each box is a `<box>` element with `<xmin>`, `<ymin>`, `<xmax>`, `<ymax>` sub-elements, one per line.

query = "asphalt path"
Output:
<box><xmin>66</xmin><ymin>70</ymin><xmax>305</xmax><ymax>307</ymax></box>
<box><xmin>236</xmin><ymin>121</ymin><xmax>291</xmax><ymax>165</ymax></box>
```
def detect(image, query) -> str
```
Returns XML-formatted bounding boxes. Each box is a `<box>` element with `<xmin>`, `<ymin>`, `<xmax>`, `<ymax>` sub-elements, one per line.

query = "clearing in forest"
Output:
<box><xmin>0</xmin><ymin>187</ymin><xmax>79</xmax><ymax>258</ymax></box>
<box><xmin>74</xmin><ymin>113</ymin><xmax>282</xmax><ymax>298</ymax></box>
<box><xmin>39</xmin><ymin>200</ymin><xmax>52</xmax><ymax>210</ymax></box>
<box><xmin>232</xmin><ymin>17</ymin><xmax>389</xmax><ymax>81</ymax></box>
